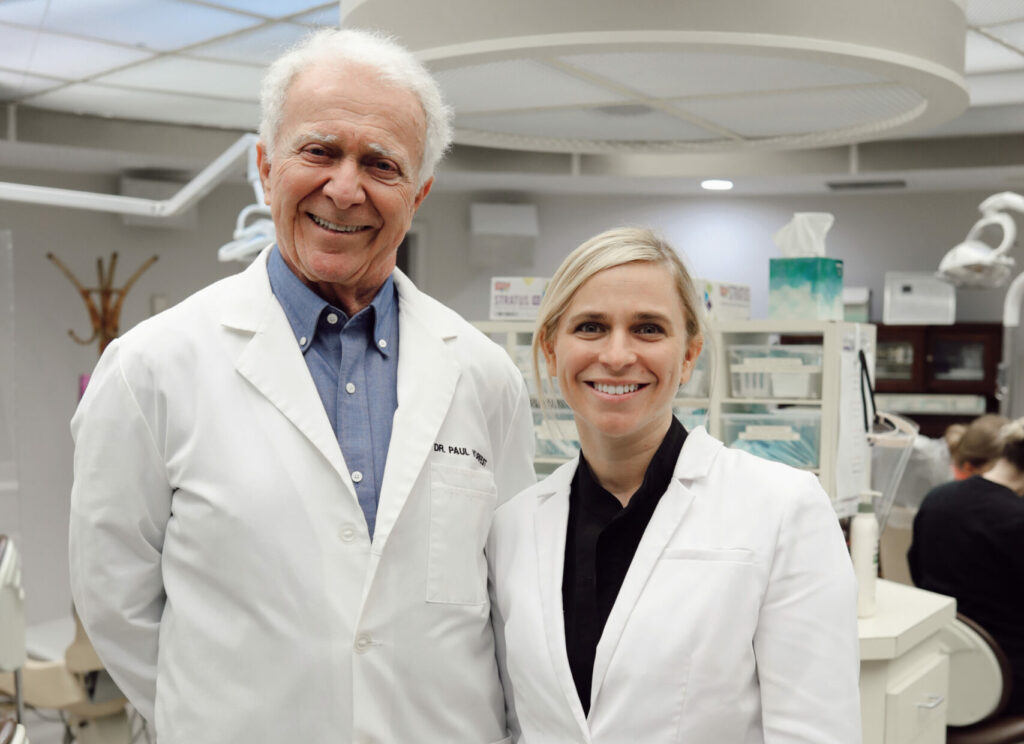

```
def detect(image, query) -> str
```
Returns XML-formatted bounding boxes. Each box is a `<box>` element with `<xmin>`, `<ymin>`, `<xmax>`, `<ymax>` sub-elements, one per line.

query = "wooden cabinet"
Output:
<box><xmin>875</xmin><ymin>324</ymin><xmax>1002</xmax><ymax>436</ymax></box>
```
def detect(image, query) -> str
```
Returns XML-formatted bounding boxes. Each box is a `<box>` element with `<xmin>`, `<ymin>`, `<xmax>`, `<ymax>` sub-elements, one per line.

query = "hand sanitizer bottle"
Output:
<box><xmin>851</xmin><ymin>490</ymin><xmax>880</xmax><ymax>618</ymax></box>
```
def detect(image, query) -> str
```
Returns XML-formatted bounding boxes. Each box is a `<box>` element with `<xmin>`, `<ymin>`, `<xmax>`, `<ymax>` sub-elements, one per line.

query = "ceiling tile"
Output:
<box><xmin>923</xmin><ymin>101</ymin><xmax>1024</xmax><ymax>137</ymax></box>
<box><xmin>189</xmin><ymin>23</ymin><xmax>312</xmax><ymax>64</ymax></box>
<box><xmin>0</xmin><ymin>69</ymin><xmax>63</xmax><ymax>101</ymax></box>
<box><xmin>984</xmin><ymin>19</ymin><xmax>1024</xmax><ymax>55</ymax></box>
<box><xmin>29</xmin><ymin>83</ymin><xmax>261</xmax><ymax>129</ymax></box>
<box><xmin>0</xmin><ymin>24</ymin><xmax>153</xmax><ymax>79</ymax></box>
<box><xmin>95</xmin><ymin>57</ymin><xmax>264</xmax><ymax>99</ymax></box>
<box><xmin>965</xmin><ymin>28</ymin><xmax>1024</xmax><ymax>73</ymax></box>
<box><xmin>558</xmin><ymin>51</ymin><xmax>881</xmax><ymax>99</ymax></box>
<box><xmin>435</xmin><ymin>59</ymin><xmax>626</xmax><ymax>114</ymax></box>
<box><xmin>967</xmin><ymin>69</ymin><xmax>1024</xmax><ymax>105</ymax></box>
<box><xmin>679</xmin><ymin>84</ymin><xmax>925</xmax><ymax>139</ymax></box>
<box><xmin>0</xmin><ymin>0</ymin><xmax>260</xmax><ymax>53</ymax></box>
<box><xmin>458</xmin><ymin>106</ymin><xmax>718</xmax><ymax>142</ymax></box>
<box><xmin>192</xmin><ymin>0</ymin><xmax>329</xmax><ymax>19</ymax></box>
<box><xmin>294</xmin><ymin>6</ymin><xmax>339</xmax><ymax>27</ymax></box>
<box><xmin>966</xmin><ymin>0</ymin><xmax>1024</xmax><ymax>27</ymax></box>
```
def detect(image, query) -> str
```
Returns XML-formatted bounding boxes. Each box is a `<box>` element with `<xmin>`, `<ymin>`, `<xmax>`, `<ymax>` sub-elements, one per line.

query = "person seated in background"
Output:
<box><xmin>908</xmin><ymin>417</ymin><xmax>1024</xmax><ymax>715</ymax></box>
<box><xmin>947</xmin><ymin>413</ymin><xmax>1008</xmax><ymax>480</ymax></box>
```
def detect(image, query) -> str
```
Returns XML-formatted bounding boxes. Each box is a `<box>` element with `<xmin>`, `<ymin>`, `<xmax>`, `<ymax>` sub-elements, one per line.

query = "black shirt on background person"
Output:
<box><xmin>562</xmin><ymin>416</ymin><xmax>687</xmax><ymax>715</ymax></box>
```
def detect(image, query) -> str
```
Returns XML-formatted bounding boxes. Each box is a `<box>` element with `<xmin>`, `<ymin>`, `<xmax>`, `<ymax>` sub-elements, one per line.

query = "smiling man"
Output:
<box><xmin>68</xmin><ymin>29</ymin><xmax>535</xmax><ymax>744</ymax></box>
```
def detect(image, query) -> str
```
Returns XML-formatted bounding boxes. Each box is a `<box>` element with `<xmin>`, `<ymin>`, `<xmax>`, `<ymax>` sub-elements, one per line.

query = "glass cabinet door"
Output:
<box><xmin>876</xmin><ymin>339</ymin><xmax>916</xmax><ymax>381</ymax></box>
<box><xmin>931</xmin><ymin>339</ymin><xmax>986</xmax><ymax>381</ymax></box>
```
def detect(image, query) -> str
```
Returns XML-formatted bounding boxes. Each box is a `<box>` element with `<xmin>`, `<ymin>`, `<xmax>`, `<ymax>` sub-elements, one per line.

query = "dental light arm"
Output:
<box><xmin>0</xmin><ymin>133</ymin><xmax>260</xmax><ymax>217</ymax></box>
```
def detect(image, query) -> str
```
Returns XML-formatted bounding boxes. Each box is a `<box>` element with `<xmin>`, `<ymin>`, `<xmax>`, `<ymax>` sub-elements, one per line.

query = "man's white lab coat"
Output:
<box><xmin>488</xmin><ymin>427</ymin><xmax>861</xmax><ymax>744</ymax></box>
<box><xmin>69</xmin><ymin>248</ymin><xmax>535</xmax><ymax>743</ymax></box>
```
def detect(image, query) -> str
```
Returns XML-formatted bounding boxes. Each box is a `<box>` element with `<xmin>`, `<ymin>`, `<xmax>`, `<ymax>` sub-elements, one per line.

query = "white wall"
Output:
<box><xmin>0</xmin><ymin>168</ymin><xmax>248</xmax><ymax>622</ymax></box>
<box><xmin>1</xmin><ymin>163</ymin><xmax>1019</xmax><ymax>624</ymax></box>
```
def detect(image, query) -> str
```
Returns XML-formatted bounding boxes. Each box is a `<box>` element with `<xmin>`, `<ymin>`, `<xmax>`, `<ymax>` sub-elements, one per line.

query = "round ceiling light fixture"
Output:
<box><xmin>344</xmin><ymin>0</ymin><xmax>968</xmax><ymax>154</ymax></box>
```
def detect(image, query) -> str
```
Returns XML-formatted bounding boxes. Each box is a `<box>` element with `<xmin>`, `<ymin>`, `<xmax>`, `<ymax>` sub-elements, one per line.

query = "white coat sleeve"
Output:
<box><xmin>754</xmin><ymin>472</ymin><xmax>862</xmax><ymax>744</ymax></box>
<box><xmin>488</xmin><ymin>561</ymin><xmax>522</xmax><ymax>743</ymax></box>
<box><xmin>492</xmin><ymin>377</ymin><xmax>536</xmax><ymax>504</ymax></box>
<box><xmin>68</xmin><ymin>341</ymin><xmax>171</xmax><ymax>724</ymax></box>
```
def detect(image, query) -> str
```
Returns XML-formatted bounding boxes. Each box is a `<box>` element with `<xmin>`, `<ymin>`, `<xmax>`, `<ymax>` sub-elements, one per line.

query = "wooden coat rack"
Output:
<box><xmin>47</xmin><ymin>252</ymin><xmax>158</xmax><ymax>356</ymax></box>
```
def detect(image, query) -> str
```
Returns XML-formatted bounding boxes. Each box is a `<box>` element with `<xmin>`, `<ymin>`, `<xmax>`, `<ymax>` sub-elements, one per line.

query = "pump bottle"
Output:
<box><xmin>850</xmin><ymin>490</ymin><xmax>880</xmax><ymax>618</ymax></box>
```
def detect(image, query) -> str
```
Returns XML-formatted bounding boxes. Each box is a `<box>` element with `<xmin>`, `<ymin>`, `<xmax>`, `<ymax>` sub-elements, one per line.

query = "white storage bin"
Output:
<box><xmin>721</xmin><ymin>410</ymin><xmax>821</xmax><ymax>468</ymax></box>
<box><xmin>728</xmin><ymin>345</ymin><xmax>823</xmax><ymax>399</ymax></box>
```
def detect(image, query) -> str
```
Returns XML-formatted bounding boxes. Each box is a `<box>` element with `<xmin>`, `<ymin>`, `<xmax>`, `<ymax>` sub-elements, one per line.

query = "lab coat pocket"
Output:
<box><xmin>427</xmin><ymin>463</ymin><xmax>497</xmax><ymax>605</ymax></box>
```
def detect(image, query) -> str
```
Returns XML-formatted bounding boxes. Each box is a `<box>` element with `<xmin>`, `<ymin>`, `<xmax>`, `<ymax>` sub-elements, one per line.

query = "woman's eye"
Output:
<box><xmin>575</xmin><ymin>321</ymin><xmax>602</xmax><ymax>334</ymax></box>
<box><xmin>636</xmin><ymin>323</ymin><xmax>664</xmax><ymax>335</ymax></box>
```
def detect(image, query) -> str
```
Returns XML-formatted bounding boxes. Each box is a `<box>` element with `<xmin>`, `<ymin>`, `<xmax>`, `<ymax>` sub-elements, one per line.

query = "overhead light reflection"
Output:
<box><xmin>701</xmin><ymin>179</ymin><xmax>734</xmax><ymax>191</ymax></box>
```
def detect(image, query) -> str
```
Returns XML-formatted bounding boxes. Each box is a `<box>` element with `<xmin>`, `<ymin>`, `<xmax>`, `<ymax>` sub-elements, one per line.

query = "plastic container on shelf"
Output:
<box><xmin>533</xmin><ymin>408</ymin><xmax>580</xmax><ymax>459</ymax></box>
<box><xmin>728</xmin><ymin>345</ymin><xmax>823</xmax><ymax>399</ymax></box>
<box><xmin>721</xmin><ymin>409</ymin><xmax>821</xmax><ymax>468</ymax></box>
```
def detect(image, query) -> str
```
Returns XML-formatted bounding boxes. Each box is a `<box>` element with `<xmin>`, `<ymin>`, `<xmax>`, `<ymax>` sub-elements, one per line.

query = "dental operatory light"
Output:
<box><xmin>938</xmin><ymin>191</ymin><xmax>1023</xmax><ymax>290</ymax></box>
<box><xmin>701</xmin><ymin>179</ymin><xmax>734</xmax><ymax>191</ymax></box>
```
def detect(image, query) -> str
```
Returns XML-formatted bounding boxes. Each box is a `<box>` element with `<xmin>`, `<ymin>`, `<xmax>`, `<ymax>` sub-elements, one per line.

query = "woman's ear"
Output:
<box><xmin>680</xmin><ymin>336</ymin><xmax>704</xmax><ymax>384</ymax></box>
<box><xmin>541</xmin><ymin>335</ymin><xmax>557</xmax><ymax>377</ymax></box>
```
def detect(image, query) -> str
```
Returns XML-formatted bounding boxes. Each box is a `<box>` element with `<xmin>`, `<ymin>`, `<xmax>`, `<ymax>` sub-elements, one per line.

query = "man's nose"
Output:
<box><xmin>322</xmin><ymin>158</ymin><xmax>366</xmax><ymax>208</ymax></box>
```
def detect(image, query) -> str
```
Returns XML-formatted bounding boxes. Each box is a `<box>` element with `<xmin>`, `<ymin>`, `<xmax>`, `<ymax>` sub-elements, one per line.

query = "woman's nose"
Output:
<box><xmin>599</xmin><ymin>331</ymin><xmax>637</xmax><ymax>369</ymax></box>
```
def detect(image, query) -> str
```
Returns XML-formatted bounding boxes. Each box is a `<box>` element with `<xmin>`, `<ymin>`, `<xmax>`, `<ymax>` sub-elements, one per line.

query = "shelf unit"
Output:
<box><xmin>474</xmin><ymin>319</ymin><xmax>875</xmax><ymax>514</ymax></box>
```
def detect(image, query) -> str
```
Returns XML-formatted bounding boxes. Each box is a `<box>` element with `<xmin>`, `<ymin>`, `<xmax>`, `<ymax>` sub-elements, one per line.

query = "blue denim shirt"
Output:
<box><xmin>267</xmin><ymin>246</ymin><xmax>399</xmax><ymax>538</ymax></box>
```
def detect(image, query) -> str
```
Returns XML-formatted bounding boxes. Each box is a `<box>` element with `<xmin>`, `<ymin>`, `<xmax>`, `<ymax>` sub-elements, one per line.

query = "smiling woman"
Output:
<box><xmin>487</xmin><ymin>226</ymin><xmax>862</xmax><ymax>744</ymax></box>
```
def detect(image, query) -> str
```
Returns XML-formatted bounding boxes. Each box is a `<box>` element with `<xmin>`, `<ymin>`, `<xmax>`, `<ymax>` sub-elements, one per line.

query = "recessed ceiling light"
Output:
<box><xmin>701</xmin><ymin>179</ymin><xmax>734</xmax><ymax>191</ymax></box>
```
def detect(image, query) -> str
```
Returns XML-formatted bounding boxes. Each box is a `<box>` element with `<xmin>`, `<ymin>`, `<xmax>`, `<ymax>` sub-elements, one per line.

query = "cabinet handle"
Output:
<box><xmin>917</xmin><ymin>695</ymin><xmax>944</xmax><ymax>709</ymax></box>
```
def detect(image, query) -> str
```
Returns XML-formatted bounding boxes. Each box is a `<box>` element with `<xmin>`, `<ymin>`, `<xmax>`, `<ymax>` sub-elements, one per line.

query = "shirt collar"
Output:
<box><xmin>267</xmin><ymin>244</ymin><xmax>399</xmax><ymax>357</ymax></box>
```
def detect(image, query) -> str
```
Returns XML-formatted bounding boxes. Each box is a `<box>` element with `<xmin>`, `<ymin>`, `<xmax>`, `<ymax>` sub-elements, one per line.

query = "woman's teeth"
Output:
<box><xmin>311</xmin><ymin>214</ymin><xmax>364</xmax><ymax>233</ymax></box>
<box><xmin>593</xmin><ymin>383</ymin><xmax>640</xmax><ymax>396</ymax></box>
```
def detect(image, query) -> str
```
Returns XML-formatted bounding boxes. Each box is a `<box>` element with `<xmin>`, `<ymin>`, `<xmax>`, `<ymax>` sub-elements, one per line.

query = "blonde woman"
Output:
<box><xmin>487</xmin><ymin>227</ymin><xmax>861</xmax><ymax>743</ymax></box>
<box><xmin>946</xmin><ymin>413</ymin><xmax>1008</xmax><ymax>479</ymax></box>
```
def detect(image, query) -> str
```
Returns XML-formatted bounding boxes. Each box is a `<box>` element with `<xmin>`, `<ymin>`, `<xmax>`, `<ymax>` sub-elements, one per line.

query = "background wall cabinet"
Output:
<box><xmin>875</xmin><ymin>323</ymin><xmax>1002</xmax><ymax>436</ymax></box>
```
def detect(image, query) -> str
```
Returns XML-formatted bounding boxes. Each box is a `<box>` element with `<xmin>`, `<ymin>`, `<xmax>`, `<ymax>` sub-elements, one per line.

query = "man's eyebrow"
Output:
<box><xmin>289</xmin><ymin>131</ymin><xmax>338</xmax><ymax>148</ymax></box>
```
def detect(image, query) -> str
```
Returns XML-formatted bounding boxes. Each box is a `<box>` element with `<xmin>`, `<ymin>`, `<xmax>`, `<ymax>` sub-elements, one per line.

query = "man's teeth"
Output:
<box><xmin>594</xmin><ymin>383</ymin><xmax>639</xmax><ymax>396</ymax></box>
<box><xmin>311</xmin><ymin>214</ymin><xmax>363</xmax><ymax>233</ymax></box>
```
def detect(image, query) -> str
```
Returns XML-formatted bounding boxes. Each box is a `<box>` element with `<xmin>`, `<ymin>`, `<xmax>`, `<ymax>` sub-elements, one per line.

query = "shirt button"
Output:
<box><xmin>298</xmin><ymin>336</ymin><xmax>307</xmax><ymax>346</ymax></box>
<box><xmin>345</xmin><ymin>382</ymin><xmax>356</xmax><ymax>394</ymax></box>
<box><xmin>351</xmin><ymin>471</ymin><xmax>363</xmax><ymax>483</ymax></box>
<box><xmin>339</xmin><ymin>525</ymin><xmax>357</xmax><ymax>542</ymax></box>
<box><xmin>354</xmin><ymin>634</ymin><xmax>372</xmax><ymax>653</ymax></box>
<box><xmin>378</xmin><ymin>339</ymin><xmax>387</xmax><ymax>349</ymax></box>
<box><xmin>326</xmin><ymin>312</ymin><xmax>339</xmax><ymax>325</ymax></box>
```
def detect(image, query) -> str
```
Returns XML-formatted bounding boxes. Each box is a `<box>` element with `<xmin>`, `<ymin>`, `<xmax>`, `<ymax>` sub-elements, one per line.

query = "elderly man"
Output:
<box><xmin>69</xmin><ymin>28</ymin><xmax>535</xmax><ymax>743</ymax></box>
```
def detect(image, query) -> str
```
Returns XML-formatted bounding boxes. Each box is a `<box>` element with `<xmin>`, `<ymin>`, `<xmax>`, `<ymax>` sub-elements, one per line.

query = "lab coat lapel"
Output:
<box><xmin>533</xmin><ymin>462</ymin><xmax>592</xmax><ymax>740</ymax></box>
<box><xmin>589</xmin><ymin>428</ymin><xmax>721</xmax><ymax>712</ymax></box>
<box><xmin>373</xmin><ymin>271</ymin><xmax>460</xmax><ymax>550</ymax></box>
<box><xmin>224</xmin><ymin>250</ymin><xmax>353</xmax><ymax>488</ymax></box>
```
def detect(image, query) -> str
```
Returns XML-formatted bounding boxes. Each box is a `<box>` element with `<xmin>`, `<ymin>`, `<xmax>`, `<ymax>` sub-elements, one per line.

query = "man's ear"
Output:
<box><xmin>412</xmin><ymin>176</ymin><xmax>434</xmax><ymax>211</ymax></box>
<box><xmin>256</xmin><ymin>141</ymin><xmax>272</xmax><ymax>206</ymax></box>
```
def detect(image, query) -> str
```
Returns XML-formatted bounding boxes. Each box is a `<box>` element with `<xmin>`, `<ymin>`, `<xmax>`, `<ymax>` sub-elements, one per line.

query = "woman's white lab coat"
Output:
<box><xmin>487</xmin><ymin>426</ymin><xmax>861</xmax><ymax>744</ymax></box>
<box><xmin>69</xmin><ymin>249</ymin><xmax>535</xmax><ymax>744</ymax></box>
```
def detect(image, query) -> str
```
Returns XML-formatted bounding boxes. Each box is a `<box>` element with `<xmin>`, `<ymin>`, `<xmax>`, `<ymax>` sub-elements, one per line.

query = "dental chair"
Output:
<box><xmin>0</xmin><ymin>535</ymin><xmax>132</xmax><ymax>743</ymax></box>
<box><xmin>0</xmin><ymin>716</ymin><xmax>27</xmax><ymax>744</ymax></box>
<box><xmin>942</xmin><ymin>613</ymin><xmax>1024</xmax><ymax>744</ymax></box>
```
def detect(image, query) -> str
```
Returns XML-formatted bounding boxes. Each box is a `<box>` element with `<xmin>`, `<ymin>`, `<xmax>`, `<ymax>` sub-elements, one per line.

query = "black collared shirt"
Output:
<box><xmin>562</xmin><ymin>416</ymin><xmax>688</xmax><ymax>715</ymax></box>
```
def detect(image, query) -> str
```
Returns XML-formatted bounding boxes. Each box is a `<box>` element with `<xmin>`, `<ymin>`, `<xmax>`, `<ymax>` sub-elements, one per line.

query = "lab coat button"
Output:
<box><xmin>339</xmin><ymin>525</ymin><xmax>356</xmax><ymax>542</ymax></box>
<box><xmin>354</xmin><ymin>634</ymin><xmax>372</xmax><ymax>653</ymax></box>
<box><xmin>351</xmin><ymin>471</ymin><xmax>363</xmax><ymax>483</ymax></box>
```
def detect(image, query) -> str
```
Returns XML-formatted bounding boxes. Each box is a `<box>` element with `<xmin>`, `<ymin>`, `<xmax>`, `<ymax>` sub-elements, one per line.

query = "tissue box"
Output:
<box><xmin>769</xmin><ymin>258</ymin><xmax>843</xmax><ymax>321</ymax></box>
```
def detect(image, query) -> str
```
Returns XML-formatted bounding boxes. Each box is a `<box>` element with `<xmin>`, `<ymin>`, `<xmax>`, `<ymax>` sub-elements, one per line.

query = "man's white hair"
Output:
<box><xmin>259</xmin><ymin>28</ymin><xmax>453</xmax><ymax>187</ymax></box>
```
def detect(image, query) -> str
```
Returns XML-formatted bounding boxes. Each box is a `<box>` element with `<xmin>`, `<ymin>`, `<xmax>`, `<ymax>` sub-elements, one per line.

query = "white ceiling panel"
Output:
<box><xmin>458</xmin><ymin>106</ymin><xmax>718</xmax><ymax>142</ymax></box>
<box><xmin>559</xmin><ymin>51</ymin><xmax>881</xmax><ymax>99</ymax></box>
<box><xmin>984</xmin><ymin>19</ymin><xmax>1024</xmax><ymax>52</ymax></box>
<box><xmin>188</xmin><ymin>0</ymin><xmax>330</xmax><ymax>18</ymax></box>
<box><xmin>680</xmin><ymin>84</ymin><xmax>925</xmax><ymax>139</ymax></box>
<box><xmin>0</xmin><ymin>0</ymin><xmax>259</xmax><ymax>52</ymax></box>
<box><xmin>966</xmin><ymin>0</ymin><xmax>1024</xmax><ymax>26</ymax></box>
<box><xmin>435</xmin><ymin>59</ymin><xmax>627</xmax><ymax>114</ymax></box>
<box><xmin>0</xmin><ymin>69</ymin><xmax>62</xmax><ymax>99</ymax></box>
<box><xmin>294</xmin><ymin>6</ymin><xmax>339</xmax><ymax>27</ymax></box>
<box><xmin>967</xmin><ymin>69</ymin><xmax>1024</xmax><ymax>105</ymax></box>
<box><xmin>29</xmin><ymin>84</ymin><xmax>260</xmax><ymax>129</ymax></box>
<box><xmin>965</xmin><ymin>28</ymin><xmax>1024</xmax><ymax>73</ymax></box>
<box><xmin>923</xmin><ymin>100</ymin><xmax>1024</xmax><ymax>136</ymax></box>
<box><xmin>95</xmin><ymin>57</ymin><xmax>264</xmax><ymax>99</ymax></box>
<box><xmin>0</xmin><ymin>24</ymin><xmax>153</xmax><ymax>82</ymax></box>
<box><xmin>187</xmin><ymin>23</ymin><xmax>311</xmax><ymax>65</ymax></box>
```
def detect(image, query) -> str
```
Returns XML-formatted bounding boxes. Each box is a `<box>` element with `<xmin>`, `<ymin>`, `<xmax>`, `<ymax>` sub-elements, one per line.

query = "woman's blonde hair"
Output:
<box><xmin>948</xmin><ymin>414</ymin><xmax>1008</xmax><ymax>469</ymax></box>
<box><xmin>531</xmin><ymin>227</ymin><xmax>704</xmax><ymax>409</ymax></box>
